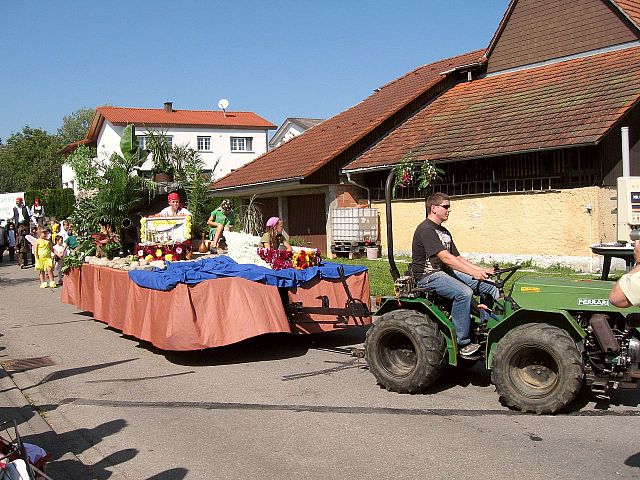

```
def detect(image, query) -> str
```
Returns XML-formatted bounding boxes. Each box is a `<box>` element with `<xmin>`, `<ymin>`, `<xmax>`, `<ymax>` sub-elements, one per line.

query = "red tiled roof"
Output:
<box><xmin>212</xmin><ymin>50</ymin><xmax>484</xmax><ymax>190</ymax></box>
<box><xmin>613</xmin><ymin>0</ymin><xmax>640</xmax><ymax>28</ymax></box>
<box><xmin>345</xmin><ymin>46</ymin><xmax>640</xmax><ymax>171</ymax></box>
<box><xmin>88</xmin><ymin>106</ymin><xmax>275</xmax><ymax>139</ymax></box>
<box><xmin>59</xmin><ymin>138</ymin><xmax>95</xmax><ymax>155</ymax></box>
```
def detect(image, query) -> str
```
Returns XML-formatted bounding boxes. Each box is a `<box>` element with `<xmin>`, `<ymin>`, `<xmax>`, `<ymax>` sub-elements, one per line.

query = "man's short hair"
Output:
<box><xmin>426</xmin><ymin>192</ymin><xmax>450</xmax><ymax>214</ymax></box>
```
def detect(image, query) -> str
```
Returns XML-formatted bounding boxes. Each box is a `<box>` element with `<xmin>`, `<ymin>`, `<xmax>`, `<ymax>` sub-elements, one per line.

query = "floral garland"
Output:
<box><xmin>257</xmin><ymin>248</ymin><xmax>322</xmax><ymax>270</ymax></box>
<box><xmin>135</xmin><ymin>240</ymin><xmax>192</xmax><ymax>262</ymax></box>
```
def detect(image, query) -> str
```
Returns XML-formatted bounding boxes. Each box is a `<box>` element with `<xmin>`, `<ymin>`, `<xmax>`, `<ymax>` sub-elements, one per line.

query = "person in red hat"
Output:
<box><xmin>31</xmin><ymin>197</ymin><xmax>45</xmax><ymax>227</ymax></box>
<box><xmin>13</xmin><ymin>197</ymin><xmax>31</xmax><ymax>227</ymax></box>
<box><xmin>159</xmin><ymin>192</ymin><xmax>191</xmax><ymax>216</ymax></box>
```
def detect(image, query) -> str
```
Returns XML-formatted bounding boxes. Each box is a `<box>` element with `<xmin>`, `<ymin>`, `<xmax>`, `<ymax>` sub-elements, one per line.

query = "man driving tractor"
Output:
<box><xmin>410</xmin><ymin>192</ymin><xmax>498</xmax><ymax>356</ymax></box>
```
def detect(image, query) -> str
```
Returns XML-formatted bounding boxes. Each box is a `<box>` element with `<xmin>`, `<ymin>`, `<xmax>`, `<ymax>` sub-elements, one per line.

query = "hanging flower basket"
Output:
<box><xmin>392</xmin><ymin>155</ymin><xmax>444</xmax><ymax>198</ymax></box>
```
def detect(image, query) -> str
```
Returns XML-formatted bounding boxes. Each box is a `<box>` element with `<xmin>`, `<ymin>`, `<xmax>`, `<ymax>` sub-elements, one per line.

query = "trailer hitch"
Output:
<box><xmin>284</xmin><ymin>265</ymin><xmax>371</xmax><ymax>324</ymax></box>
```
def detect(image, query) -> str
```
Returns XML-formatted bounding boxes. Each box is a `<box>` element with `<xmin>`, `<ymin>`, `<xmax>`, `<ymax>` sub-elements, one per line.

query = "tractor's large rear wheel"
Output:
<box><xmin>365</xmin><ymin>309</ymin><xmax>447</xmax><ymax>393</ymax></box>
<box><xmin>491</xmin><ymin>323</ymin><xmax>583</xmax><ymax>414</ymax></box>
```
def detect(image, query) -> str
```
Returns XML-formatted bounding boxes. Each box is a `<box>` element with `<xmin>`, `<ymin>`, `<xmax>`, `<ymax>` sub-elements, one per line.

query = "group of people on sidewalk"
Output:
<box><xmin>2</xmin><ymin>197</ymin><xmax>78</xmax><ymax>288</ymax></box>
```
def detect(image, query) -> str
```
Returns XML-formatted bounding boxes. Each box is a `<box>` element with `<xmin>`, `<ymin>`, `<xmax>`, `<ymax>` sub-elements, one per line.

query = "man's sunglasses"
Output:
<box><xmin>436</xmin><ymin>204</ymin><xmax>451</xmax><ymax>210</ymax></box>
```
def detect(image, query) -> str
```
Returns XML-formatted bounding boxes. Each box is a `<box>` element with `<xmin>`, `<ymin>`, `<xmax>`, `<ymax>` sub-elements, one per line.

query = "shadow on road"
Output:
<box><xmin>159</xmin><ymin>333</ymin><xmax>311</xmax><ymax>366</ymax></box>
<box><xmin>146</xmin><ymin>468</ymin><xmax>189</xmax><ymax>480</ymax></box>
<box><xmin>421</xmin><ymin>363</ymin><xmax>493</xmax><ymax>393</ymax></box>
<box><xmin>0</xmin><ymin>276</ymin><xmax>37</xmax><ymax>288</ymax></box>
<box><xmin>592</xmin><ymin>386</ymin><xmax>640</xmax><ymax>410</ymax></box>
<box><xmin>22</xmin><ymin>358</ymin><xmax>139</xmax><ymax>391</ymax></box>
<box><xmin>625</xmin><ymin>451</ymin><xmax>640</xmax><ymax>468</ymax></box>
<box><xmin>21</xmin><ymin>418</ymin><xmax>131</xmax><ymax>478</ymax></box>
<box><xmin>145</xmin><ymin>327</ymin><xmax>367</xmax><ymax>367</ymax></box>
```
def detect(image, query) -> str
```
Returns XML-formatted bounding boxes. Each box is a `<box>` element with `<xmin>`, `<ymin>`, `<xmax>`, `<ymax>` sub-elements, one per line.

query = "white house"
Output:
<box><xmin>268</xmin><ymin>117</ymin><xmax>324</xmax><ymax>150</ymax></box>
<box><xmin>62</xmin><ymin>102</ymin><xmax>276</xmax><ymax>192</ymax></box>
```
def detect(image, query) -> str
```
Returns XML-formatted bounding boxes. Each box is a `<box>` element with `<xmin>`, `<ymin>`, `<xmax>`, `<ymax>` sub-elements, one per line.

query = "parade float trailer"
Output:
<box><xmin>61</xmin><ymin>216</ymin><xmax>371</xmax><ymax>350</ymax></box>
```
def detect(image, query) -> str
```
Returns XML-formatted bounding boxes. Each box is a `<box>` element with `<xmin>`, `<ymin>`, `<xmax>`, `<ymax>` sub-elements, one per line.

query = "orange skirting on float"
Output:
<box><xmin>61</xmin><ymin>264</ymin><xmax>371</xmax><ymax>351</ymax></box>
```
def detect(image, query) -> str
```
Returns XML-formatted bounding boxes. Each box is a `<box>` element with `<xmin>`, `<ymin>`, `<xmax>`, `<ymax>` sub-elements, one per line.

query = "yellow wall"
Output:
<box><xmin>373</xmin><ymin>187</ymin><xmax>618</xmax><ymax>257</ymax></box>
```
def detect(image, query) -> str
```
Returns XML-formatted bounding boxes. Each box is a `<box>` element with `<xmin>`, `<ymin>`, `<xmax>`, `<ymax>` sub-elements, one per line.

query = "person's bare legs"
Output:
<box><xmin>47</xmin><ymin>267</ymin><xmax>56</xmax><ymax>288</ymax></box>
<box><xmin>212</xmin><ymin>225</ymin><xmax>224</xmax><ymax>250</ymax></box>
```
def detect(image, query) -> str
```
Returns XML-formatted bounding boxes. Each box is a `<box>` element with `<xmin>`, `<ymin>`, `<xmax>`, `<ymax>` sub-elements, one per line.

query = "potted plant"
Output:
<box><xmin>145</xmin><ymin>129</ymin><xmax>175</xmax><ymax>182</ymax></box>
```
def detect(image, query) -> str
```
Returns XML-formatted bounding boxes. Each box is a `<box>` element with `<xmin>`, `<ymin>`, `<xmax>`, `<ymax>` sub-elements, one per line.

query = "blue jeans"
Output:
<box><xmin>417</xmin><ymin>270</ymin><xmax>499</xmax><ymax>345</ymax></box>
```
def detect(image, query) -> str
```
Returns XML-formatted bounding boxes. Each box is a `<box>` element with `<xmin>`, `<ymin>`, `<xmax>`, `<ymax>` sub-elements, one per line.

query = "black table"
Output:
<box><xmin>590</xmin><ymin>244</ymin><xmax>635</xmax><ymax>280</ymax></box>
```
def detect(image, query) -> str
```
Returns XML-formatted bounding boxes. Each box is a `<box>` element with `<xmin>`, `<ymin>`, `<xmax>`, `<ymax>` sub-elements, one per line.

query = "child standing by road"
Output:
<box><xmin>16</xmin><ymin>225</ymin><xmax>31</xmax><ymax>268</ymax></box>
<box><xmin>34</xmin><ymin>228</ymin><xmax>56</xmax><ymax>288</ymax></box>
<box><xmin>52</xmin><ymin>235</ymin><xmax>67</xmax><ymax>285</ymax></box>
<box><xmin>7</xmin><ymin>222</ymin><xmax>16</xmax><ymax>262</ymax></box>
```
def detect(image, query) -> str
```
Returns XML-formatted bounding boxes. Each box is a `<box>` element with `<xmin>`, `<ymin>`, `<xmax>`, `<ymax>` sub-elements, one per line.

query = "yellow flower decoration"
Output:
<box><xmin>185</xmin><ymin>215</ymin><xmax>192</xmax><ymax>240</ymax></box>
<box><xmin>145</xmin><ymin>254</ymin><xmax>154</xmax><ymax>262</ymax></box>
<box><xmin>165</xmin><ymin>254</ymin><xmax>173</xmax><ymax>262</ymax></box>
<box><xmin>155</xmin><ymin>248</ymin><xmax>163</xmax><ymax>258</ymax></box>
<box><xmin>140</xmin><ymin>217</ymin><xmax>146</xmax><ymax>243</ymax></box>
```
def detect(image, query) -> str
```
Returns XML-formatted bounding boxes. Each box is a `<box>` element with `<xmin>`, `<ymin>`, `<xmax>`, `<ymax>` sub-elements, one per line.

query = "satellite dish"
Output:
<box><xmin>218</xmin><ymin>98</ymin><xmax>229</xmax><ymax>111</ymax></box>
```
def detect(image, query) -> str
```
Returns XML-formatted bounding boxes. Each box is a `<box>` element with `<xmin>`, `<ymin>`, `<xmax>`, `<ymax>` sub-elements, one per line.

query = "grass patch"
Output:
<box><xmin>328</xmin><ymin>256</ymin><xmax>596</xmax><ymax>297</ymax></box>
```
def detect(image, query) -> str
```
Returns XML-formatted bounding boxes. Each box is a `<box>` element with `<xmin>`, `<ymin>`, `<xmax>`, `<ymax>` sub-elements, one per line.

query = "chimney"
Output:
<box><xmin>163</xmin><ymin>102</ymin><xmax>173</xmax><ymax>113</ymax></box>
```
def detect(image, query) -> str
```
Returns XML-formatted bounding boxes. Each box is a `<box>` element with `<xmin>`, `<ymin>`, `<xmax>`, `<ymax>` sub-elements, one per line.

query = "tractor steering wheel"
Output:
<box><xmin>481</xmin><ymin>265</ymin><xmax>522</xmax><ymax>291</ymax></box>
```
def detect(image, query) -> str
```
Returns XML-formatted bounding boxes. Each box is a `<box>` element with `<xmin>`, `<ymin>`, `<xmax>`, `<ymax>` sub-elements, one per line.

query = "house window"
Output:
<box><xmin>137</xmin><ymin>135</ymin><xmax>147</xmax><ymax>149</ymax></box>
<box><xmin>138</xmin><ymin>135</ymin><xmax>172</xmax><ymax>149</ymax></box>
<box><xmin>197</xmin><ymin>136</ymin><xmax>211</xmax><ymax>151</ymax></box>
<box><xmin>230</xmin><ymin>137</ymin><xmax>253</xmax><ymax>152</ymax></box>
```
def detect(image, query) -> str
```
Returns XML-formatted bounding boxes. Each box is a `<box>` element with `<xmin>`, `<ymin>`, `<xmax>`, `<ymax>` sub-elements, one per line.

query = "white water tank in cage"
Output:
<box><xmin>331</xmin><ymin>208</ymin><xmax>379</xmax><ymax>242</ymax></box>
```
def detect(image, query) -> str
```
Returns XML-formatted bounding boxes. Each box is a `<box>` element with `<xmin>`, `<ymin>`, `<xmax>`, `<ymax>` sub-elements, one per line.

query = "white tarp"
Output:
<box><xmin>0</xmin><ymin>192</ymin><xmax>24</xmax><ymax>222</ymax></box>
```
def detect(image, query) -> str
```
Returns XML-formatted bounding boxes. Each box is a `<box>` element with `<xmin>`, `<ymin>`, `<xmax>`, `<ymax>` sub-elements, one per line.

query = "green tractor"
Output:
<box><xmin>364</xmin><ymin>171</ymin><xmax>640</xmax><ymax>414</ymax></box>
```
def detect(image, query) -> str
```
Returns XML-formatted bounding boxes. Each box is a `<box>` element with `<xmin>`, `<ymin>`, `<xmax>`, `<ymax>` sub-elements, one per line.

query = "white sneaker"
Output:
<box><xmin>459</xmin><ymin>343</ymin><xmax>481</xmax><ymax>356</ymax></box>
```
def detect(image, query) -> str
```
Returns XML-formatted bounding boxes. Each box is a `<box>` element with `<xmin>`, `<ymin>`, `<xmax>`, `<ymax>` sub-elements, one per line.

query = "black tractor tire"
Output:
<box><xmin>491</xmin><ymin>323</ymin><xmax>584</xmax><ymax>414</ymax></box>
<box><xmin>365</xmin><ymin>309</ymin><xmax>447</xmax><ymax>393</ymax></box>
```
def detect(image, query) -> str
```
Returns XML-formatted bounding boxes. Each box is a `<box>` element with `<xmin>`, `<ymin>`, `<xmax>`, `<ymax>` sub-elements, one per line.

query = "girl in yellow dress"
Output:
<box><xmin>34</xmin><ymin>228</ymin><xmax>56</xmax><ymax>288</ymax></box>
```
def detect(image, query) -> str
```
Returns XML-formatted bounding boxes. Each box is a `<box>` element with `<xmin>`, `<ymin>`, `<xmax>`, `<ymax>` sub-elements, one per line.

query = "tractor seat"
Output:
<box><xmin>420</xmin><ymin>288</ymin><xmax>486</xmax><ymax>319</ymax></box>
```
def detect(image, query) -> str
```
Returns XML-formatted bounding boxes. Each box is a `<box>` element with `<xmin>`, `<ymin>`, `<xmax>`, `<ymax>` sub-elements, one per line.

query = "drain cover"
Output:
<box><xmin>1</xmin><ymin>357</ymin><xmax>56</xmax><ymax>374</ymax></box>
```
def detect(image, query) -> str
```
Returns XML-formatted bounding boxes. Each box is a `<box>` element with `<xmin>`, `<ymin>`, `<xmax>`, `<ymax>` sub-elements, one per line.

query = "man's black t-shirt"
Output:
<box><xmin>410</xmin><ymin>218</ymin><xmax>460</xmax><ymax>277</ymax></box>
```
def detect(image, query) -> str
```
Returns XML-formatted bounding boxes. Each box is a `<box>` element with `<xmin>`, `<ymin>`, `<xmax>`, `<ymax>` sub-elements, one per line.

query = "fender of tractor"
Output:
<box><xmin>485</xmin><ymin>308</ymin><xmax>586</xmax><ymax>368</ymax></box>
<box><xmin>374</xmin><ymin>296</ymin><xmax>461</xmax><ymax>365</ymax></box>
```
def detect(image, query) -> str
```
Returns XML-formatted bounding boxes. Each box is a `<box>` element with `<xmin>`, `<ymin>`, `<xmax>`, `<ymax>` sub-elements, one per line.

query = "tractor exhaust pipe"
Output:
<box><xmin>385</xmin><ymin>169</ymin><xmax>400</xmax><ymax>281</ymax></box>
<box><xmin>589</xmin><ymin>314</ymin><xmax>620</xmax><ymax>354</ymax></box>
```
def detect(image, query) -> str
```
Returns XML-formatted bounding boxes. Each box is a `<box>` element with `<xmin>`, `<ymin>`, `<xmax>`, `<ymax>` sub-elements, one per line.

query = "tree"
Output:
<box><xmin>69</xmin><ymin>125</ymin><xmax>152</xmax><ymax>237</ymax></box>
<box><xmin>57</xmin><ymin>107</ymin><xmax>95</xmax><ymax>145</ymax></box>
<box><xmin>0</xmin><ymin>127</ymin><xmax>63</xmax><ymax>192</ymax></box>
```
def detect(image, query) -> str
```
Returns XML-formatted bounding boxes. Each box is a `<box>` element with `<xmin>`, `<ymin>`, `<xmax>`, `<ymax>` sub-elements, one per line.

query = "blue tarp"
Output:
<box><xmin>128</xmin><ymin>256</ymin><xmax>368</xmax><ymax>291</ymax></box>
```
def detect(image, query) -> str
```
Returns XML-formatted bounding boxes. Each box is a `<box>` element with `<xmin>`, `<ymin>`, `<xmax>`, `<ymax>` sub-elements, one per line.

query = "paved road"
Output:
<box><xmin>0</xmin><ymin>262</ymin><xmax>639</xmax><ymax>479</ymax></box>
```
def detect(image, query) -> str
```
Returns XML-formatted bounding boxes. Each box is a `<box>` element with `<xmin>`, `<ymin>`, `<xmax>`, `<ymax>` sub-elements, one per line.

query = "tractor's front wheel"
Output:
<box><xmin>365</xmin><ymin>309</ymin><xmax>447</xmax><ymax>393</ymax></box>
<box><xmin>491</xmin><ymin>323</ymin><xmax>584</xmax><ymax>414</ymax></box>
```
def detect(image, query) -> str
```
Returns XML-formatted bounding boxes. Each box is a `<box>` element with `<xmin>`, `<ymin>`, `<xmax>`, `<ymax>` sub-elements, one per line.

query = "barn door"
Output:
<box><xmin>286</xmin><ymin>194</ymin><xmax>327</xmax><ymax>254</ymax></box>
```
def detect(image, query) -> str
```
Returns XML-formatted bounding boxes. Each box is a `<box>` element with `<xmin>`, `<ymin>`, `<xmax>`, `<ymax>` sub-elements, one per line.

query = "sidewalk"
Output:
<box><xmin>0</xmin><ymin>358</ymin><xmax>94</xmax><ymax>478</ymax></box>
<box><xmin>0</xmin><ymin>259</ymin><xmax>95</xmax><ymax>479</ymax></box>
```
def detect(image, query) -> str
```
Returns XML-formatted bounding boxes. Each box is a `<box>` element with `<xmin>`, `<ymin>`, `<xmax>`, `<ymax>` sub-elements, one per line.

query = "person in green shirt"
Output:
<box><xmin>207</xmin><ymin>199</ymin><xmax>235</xmax><ymax>253</ymax></box>
<box><xmin>64</xmin><ymin>228</ymin><xmax>79</xmax><ymax>251</ymax></box>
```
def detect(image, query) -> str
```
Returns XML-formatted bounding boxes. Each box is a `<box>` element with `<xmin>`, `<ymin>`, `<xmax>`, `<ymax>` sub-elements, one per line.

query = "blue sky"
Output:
<box><xmin>0</xmin><ymin>0</ymin><xmax>510</xmax><ymax>142</ymax></box>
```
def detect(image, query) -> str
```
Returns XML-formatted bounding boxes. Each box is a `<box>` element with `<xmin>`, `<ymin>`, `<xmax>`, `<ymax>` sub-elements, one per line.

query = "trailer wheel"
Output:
<box><xmin>365</xmin><ymin>309</ymin><xmax>447</xmax><ymax>393</ymax></box>
<box><xmin>491</xmin><ymin>323</ymin><xmax>583</xmax><ymax>414</ymax></box>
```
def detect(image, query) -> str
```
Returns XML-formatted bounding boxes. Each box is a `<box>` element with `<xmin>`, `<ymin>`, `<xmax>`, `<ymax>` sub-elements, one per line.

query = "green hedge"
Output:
<box><xmin>24</xmin><ymin>189</ymin><xmax>75</xmax><ymax>220</ymax></box>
